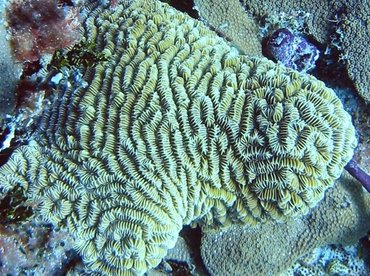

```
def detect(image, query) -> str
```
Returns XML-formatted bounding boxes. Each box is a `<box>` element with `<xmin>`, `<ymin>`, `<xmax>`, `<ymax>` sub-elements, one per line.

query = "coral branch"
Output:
<box><xmin>345</xmin><ymin>158</ymin><xmax>370</xmax><ymax>193</ymax></box>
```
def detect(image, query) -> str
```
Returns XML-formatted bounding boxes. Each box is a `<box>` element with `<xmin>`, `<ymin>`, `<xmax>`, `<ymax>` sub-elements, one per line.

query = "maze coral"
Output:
<box><xmin>0</xmin><ymin>0</ymin><xmax>357</xmax><ymax>274</ymax></box>
<box><xmin>6</xmin><ymin>0</ymin><xmax>82</xmax><ymax>62</ymax></box>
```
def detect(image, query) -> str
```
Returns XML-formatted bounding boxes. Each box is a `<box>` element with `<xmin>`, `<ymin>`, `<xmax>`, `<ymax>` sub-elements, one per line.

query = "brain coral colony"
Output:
<box><xmin>0</xmin><ymin>0</ymin><xmax>367</xmax><ymax>275</ymax></box>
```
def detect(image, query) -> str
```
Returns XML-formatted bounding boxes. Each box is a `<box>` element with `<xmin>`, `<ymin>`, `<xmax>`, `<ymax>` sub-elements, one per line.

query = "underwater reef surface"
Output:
<box><xmin>238</xmin><ymin>0</ymin><xmax>369</xmax><ymax>104</ymax></box>
<box><xmin>0</xmin><ymin>0</ymin><xmax>369</xmax><ymax>275</ymax></box>
<box><xmin>0</xmin><ymin>0</ymin><xmax>21</xmax><ymax>131</ymax></box>
<box><xmin>194</xmin><ymin>0</ymin><xmax>369</xmax><ymax>103</ymax></box>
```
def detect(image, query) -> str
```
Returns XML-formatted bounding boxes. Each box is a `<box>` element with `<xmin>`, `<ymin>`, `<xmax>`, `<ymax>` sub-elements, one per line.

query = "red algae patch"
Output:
<box><xmin>5</xmin><ymin>0</ymin><xmax>82</xmax><ymax>62</ymax></box>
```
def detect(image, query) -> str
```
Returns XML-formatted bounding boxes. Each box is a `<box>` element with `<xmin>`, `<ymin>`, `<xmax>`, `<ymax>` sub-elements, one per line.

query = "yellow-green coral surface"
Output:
<box><xmin>0</xmin><ymin>0</ymin><xmax>357</xmax><ymax>275</ymax></box>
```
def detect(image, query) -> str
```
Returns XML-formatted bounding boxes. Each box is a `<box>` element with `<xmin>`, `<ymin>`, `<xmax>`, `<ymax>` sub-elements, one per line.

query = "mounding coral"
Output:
<box><xmin>193</xmin><ymin>0</ymin><xmax>261</xmax><ymax>56</ymax></box>
<box><xmin>0</xmin><ymin>0</ymin><xmax>357</xmax><ymax>275</ymax></box>
<box><xmin>200</xmin><ymin>172</ymin><xmax>370</xmax><ymax>275</ymax></box>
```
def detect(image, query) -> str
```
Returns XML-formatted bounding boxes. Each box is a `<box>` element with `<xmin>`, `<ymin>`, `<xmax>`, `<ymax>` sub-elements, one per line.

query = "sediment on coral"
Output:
<box><xmin>0</xmin><ymin>0</ymin><xmax>357</xmax><ymax>274</ymax></box>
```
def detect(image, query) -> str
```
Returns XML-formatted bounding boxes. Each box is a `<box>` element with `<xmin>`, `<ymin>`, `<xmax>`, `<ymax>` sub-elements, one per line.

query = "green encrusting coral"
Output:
<box><xmin>0</xmin><ymin>0</ymin><xmax>357</xmax><ymax>275</ymax></box>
